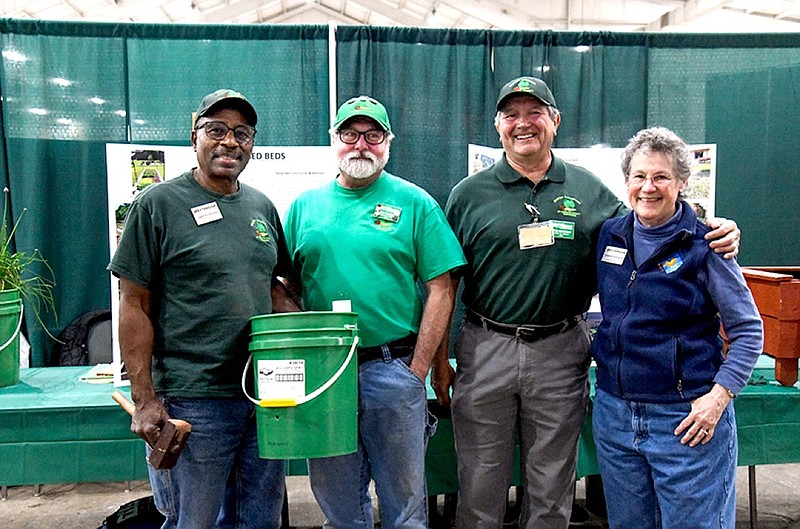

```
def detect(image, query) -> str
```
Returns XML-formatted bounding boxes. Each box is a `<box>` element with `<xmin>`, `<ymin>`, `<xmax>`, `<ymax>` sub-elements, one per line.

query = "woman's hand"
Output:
<box><xmin>674</xmin><ymin>383</ymin><xmax>732</xmax><ymax>447</ymax></box>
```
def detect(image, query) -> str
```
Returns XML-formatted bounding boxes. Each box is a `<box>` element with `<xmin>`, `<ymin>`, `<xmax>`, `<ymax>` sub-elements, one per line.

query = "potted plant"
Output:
<box><xmin>0</xmin><ymin>187</ymin><xmax>57</xmax><ymax>387</ymax></box>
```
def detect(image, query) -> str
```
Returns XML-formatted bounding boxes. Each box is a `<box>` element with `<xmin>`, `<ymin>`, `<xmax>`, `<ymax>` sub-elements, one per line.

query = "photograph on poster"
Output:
<box><xmin>105</xmin><ymin>143</ymin><xmax>336</xmax><ymax>385</ymax></box>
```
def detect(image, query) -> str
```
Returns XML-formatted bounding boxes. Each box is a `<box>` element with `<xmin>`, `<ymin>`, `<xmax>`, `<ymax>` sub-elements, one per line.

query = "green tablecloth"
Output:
<box><xmin>0</xmin><ymin>367</ymin><xmax>147</xmax><ymax>486</ymax></box>
<box><xmin>2</xmin><ymin>363</ymin><xmax>798</xmax><ymax>493</ymax></box>
<box><xmin>424</xmin><ymin>364</ymin><xmax>800</xmax><ymax>495</ymax></box>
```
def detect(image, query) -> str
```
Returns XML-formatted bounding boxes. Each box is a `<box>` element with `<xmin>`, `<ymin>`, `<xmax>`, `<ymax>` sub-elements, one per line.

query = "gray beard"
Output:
<box><xmin>339</xmin><ymin>150</ymin><xmax>388</xmax><ymax>180</ymax></box>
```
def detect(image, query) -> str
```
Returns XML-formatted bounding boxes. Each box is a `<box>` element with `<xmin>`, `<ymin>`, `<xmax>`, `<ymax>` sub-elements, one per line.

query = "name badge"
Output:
<box><xmin>191</xmin><ymin>201</ymin><xmax>223</xmax><ymax>226</ymax></box>
<box><xmin>601</xmin><ymin>245</ymin><xmax>628</xmax><ymax>265</ymax></box>
<box><xmin>373</xmin><ymin>203</ymin><xmax>401</xmax><ymax>223</ymax></box>
<box><xmin>551</xmin><ymin>220</ymin><xmax>575</xmax><ymax>240</ymax></box>
<box><xmin>518</xmin><ymin>221</ymin><xmax>555</xmax><ymax>249</ymax></box>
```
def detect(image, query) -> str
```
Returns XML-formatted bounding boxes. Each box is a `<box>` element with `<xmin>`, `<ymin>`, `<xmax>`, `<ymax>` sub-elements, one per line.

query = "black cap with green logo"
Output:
<box><xmin>195</xmin><ymin>89</ymin><xmax>257</xmax><ymax>127</ymax></box>
<box><xmin>496</xmin><ymin>77</ymin><xmax>557</xmax><ymax>111</ymax></box>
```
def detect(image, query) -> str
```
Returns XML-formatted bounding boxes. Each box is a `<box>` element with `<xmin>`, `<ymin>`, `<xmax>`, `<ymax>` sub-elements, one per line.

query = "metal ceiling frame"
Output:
<box><xmin>2</xmin><ymin>0</ymin><xmax>800</xmax><ymax>31</ymax></box>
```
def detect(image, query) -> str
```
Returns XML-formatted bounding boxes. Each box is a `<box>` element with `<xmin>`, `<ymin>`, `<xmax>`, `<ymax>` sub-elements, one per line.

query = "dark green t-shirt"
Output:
<box><xmin>108</xmin><ymin>171</ymin><xmax>291</xmax><ymax>397</ymax></box>
<box><xmin>446</xmin><ymin>153</ymin><xmax>626</xmax><ymax>325</ymax></box>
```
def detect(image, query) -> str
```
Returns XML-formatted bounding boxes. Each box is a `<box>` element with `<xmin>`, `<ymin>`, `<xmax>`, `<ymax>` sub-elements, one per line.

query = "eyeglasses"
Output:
<box><xmin>338</xmin><ymin>128</ymin><xmax>387</xmax><ymax>145</ymax></box>
<box><xmin>627</xmin><ymin>174</ymin><xmax>675</xmax><ymax>187</ymax></box>
<box><xmin>195</xmin><ymin>121</ymin><xmax>256</xmax><ymax>144</ymax></box>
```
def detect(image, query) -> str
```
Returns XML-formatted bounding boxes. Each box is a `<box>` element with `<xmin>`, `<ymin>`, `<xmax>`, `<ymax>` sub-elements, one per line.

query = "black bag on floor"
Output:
<box><xmin>99</xmin><ymin>495</ymin><xmax>165</xmax><ymax>529</ymax></box>
<box><xmin>58</xmin><ymin>309</ymin><xmax>112</xmax><ymax>366</ymax></box>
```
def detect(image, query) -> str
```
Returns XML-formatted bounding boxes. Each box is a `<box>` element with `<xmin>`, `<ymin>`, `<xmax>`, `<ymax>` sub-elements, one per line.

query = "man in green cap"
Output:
<box><xmin>109</xmin><ymin>88</ymin><xmax>297</xmax><ymax>528</ymax></box>
<box><xmin>436</xmin><ymin>76</ymin><xmax>741</xmax><ymax>529</ymax></box>
<box><xmin>283</xmin><ymin>95</ymin><xmax>466</xmax><ymax>528</ymax></box>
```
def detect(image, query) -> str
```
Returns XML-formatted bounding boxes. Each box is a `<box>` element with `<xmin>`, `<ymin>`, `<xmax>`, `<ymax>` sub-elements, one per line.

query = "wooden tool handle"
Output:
<box><xmin>112</xmin><ymin>390</ymin><xmax>136</xmax><ymax>416</ymax></box>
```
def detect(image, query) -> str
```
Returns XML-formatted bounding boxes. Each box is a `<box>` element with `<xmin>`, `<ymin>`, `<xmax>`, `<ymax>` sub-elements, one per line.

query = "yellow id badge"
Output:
<box><xmin>518</xmin><ymin>221</ymin><xmax>555</xmax><ymax>249</ymax></box>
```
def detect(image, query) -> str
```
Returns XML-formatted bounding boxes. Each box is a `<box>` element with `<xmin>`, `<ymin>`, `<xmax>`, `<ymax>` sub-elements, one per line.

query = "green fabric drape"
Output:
<box><xmin>336</xmin><ymin>26</ymin><xmax>494</xmax><ymax>205</ymax></box>
<box><xmin>0</xmin><ymin>19</ymin><xmax>799</xmax><ymax>365</ymax></box>
<box><xmin>126</xmin><ymin>25</ymin><xmax>330</xmax><ymax>146</ymax></box>
<box><xmin>0</xmin><ymin>20</ymin><xmax>330</xmax><ymax>365</ymax></box>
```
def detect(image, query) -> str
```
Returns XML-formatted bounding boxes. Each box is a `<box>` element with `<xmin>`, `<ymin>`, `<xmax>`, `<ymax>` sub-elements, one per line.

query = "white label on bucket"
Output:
<box><xmin>256</xmin><ymin>359</ymin><xmax>306</xmax><ymax>399</ymax></box>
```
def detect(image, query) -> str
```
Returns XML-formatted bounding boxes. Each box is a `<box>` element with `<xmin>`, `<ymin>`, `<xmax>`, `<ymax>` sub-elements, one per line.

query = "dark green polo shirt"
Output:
<box><xmin>446</xmin><ymin>153</ymin><xmax>626</xmax><ymax>325</ymax></box>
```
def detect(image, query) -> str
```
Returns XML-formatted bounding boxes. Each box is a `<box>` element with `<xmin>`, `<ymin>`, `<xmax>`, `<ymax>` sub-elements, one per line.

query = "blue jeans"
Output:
<box><xmin>308</xmin><ymin>354</ymin><xmax>435</xmax><ymax>529</ymax></box>
<box><xmin>147</xmin><ymin>397</ymin><xmax>285</xmax><ymax>529</ymax></box>
<box><xmin>592</xmin><ymin>388</ymin><xmax>737</xmax><ymax>529</ymax></box>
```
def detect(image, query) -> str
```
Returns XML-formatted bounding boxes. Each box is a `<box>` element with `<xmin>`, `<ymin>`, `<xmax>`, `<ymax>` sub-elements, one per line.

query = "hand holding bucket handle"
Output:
<box><xmin>242</xmin><ymin>335</ymin><xmax>359</xmax><ymax>408</ymax></box>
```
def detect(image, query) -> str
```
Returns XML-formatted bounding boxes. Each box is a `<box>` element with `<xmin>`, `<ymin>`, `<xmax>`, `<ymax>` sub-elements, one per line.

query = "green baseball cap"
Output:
<box><xmin>195</xmin><ymin>88</ymin><xmax>257</xmax><ymax>127</ymax></box>
<box><xmin>496</xmin><ymin>76</ymin><xmax>557</xmax><ymax>111</ymax></box>
<box><xmin>333</xmin><ymin>95</ymin><xmax>391</xmax><ymax>132</ymax></box>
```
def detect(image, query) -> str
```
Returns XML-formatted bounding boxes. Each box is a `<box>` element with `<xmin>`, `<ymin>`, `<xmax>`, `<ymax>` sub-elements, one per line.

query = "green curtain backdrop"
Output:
<box><xmin>0</xmin><ymin>19</ymin><xmax>798</xmax><ymax>365</ymax></box>
<box><xmin>706</xmin><ymin>65</ymin><xmax>800</xmax><ymax>270</ymax></box>
<box><xmin>0</xmin><ymin>20</ymin><xmax>330</xmax><ymax>365</ymax></box>
<box><xmin>336</xmin><ymin>26</ymin><xmax>494</xmax><ymax>204</ymax></box>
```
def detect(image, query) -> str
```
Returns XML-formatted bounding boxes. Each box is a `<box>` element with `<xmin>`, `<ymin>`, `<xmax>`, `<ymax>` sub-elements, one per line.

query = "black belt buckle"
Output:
<box><xmin>515</xmin><ymin>326</ymin><xmax>541</xmax><ymax>342</ymax></box>
<box><xmin>466</xmin><ymin>309</ymin><xmax>580</xmax><ymax>343</ymax></box>
<box><xmin>515</xmin><ymin>318</ymin><xmax>574</xmax><ymax>343</ymax></box>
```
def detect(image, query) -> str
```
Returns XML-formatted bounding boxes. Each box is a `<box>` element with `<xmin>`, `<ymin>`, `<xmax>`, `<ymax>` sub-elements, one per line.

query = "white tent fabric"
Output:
<box><xmin>2</xmin><ymin>0</ymin><xmax>800</xmax><ymax>32</ymax></box>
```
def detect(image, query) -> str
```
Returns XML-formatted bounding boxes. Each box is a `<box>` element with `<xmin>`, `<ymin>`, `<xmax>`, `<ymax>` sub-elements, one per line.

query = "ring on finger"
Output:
<box><xmin>699</xmin><ymin>428</ymin><xmax>709</xmax><ymax>436</ymax></box>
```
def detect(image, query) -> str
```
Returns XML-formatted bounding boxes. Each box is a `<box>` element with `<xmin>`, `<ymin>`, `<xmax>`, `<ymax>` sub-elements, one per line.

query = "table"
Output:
<box><xmin>425</xmin><ymin>364</ymin><xmax>800</xmax><ymax>495</ymax></box>
<box><xmin>424</xmin><ymin>361</ymin><xmax>800</xmax><ymax>528</ymax></box>
<box><xmin>2</xmin><ymin>364</ymin><xmax>799</xmax><ymax>519</ymax></box>
<box><xmin>0</xmin><ymin>367</ymin><xmax>147</xmax><ymax>489</ymax></box>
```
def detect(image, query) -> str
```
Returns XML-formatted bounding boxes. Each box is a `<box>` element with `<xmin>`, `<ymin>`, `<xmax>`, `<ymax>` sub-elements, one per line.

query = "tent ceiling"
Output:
<box><xmin>2</xmin><ymin>0</ymin><xmax>800</xmax><ymax>31</ymax></box>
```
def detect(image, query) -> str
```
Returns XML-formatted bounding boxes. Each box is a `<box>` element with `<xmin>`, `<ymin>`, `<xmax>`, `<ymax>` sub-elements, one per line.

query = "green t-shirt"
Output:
<box><xmin>108</xmin><ymin>171</ymin><xmax>291</xmax><ymax>397</ymax></box>
<box><xmin>446</xmin><ymin>154</ymin><xmax>626</xmax><ymax>325</ymax></box>
<box><xmin>284</xmin><ymin>172</ymin><xmax>466</xmax><ymax>347</ymax></box>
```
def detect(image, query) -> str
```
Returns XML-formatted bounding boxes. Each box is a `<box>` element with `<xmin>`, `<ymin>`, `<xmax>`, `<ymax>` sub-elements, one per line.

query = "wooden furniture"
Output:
<box><xmin>742</xmin><ymin>267</ymin><xmax>800</xmax><ymax>386</ymax></box>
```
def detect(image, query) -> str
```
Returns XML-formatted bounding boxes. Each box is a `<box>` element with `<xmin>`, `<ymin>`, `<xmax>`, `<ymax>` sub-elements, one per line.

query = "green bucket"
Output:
<box><xmin>0</xmin><ymin>289</ymin><xmax>23</xmax><ymax>388</ymax></box>
<box><xmin>244</xmin><ymin>311</ymin><xmax>359</xmax><ymax>460</ymax></box>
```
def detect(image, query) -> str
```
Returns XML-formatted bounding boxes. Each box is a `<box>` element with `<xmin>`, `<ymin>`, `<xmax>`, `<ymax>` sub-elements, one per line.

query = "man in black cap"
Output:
<box><xmin>109</xmin><ymin>88</ymin><xmax>297</xmax><ymax>528</ymax></box>
<box><xmin>435</xmin><ymin>76</ymin><xmax>741</xmax><ymax>528</ymax></box>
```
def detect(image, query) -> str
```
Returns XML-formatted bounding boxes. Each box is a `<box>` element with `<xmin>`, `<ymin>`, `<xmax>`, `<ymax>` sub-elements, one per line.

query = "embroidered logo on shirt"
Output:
<box><xmin>251</xmin><ymin>218</ymin><xmax>272</xmax><ymax>243</ymax></box>
<box><xmin>660</xmin><ymin>253</ymin><xmax>684</xmax><ymax>274</ymax></box>
<box><xmin>553</xmin><ymin>195</ymin><xmax>582</xmax><ymax>218</ymax></box>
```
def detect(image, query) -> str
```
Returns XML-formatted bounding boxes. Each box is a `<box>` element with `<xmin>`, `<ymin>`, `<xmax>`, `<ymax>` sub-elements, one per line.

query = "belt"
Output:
<box><xmin>465</xmin><ymin>309</ymin><xmax>583</xmax><ymax>343</ymax></box>
<box><xmin>358</xmin><ymin>333</ymin><xmax>417</xmax><ymax>364</ymax></box>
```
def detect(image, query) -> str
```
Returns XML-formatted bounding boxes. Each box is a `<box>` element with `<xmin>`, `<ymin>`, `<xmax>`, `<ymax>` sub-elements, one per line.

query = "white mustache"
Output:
<box><xmin>344</xmin><ymin>150</ymin><xmax>377</xmax><ymax>163</ymax></box>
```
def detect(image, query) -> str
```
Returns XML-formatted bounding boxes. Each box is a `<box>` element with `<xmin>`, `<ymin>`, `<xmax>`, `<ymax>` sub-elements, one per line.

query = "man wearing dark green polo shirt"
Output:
<box><xmin>434</xmin><ymin>76</ymin><xmax>741</xmax><ymax>529</ymax></box>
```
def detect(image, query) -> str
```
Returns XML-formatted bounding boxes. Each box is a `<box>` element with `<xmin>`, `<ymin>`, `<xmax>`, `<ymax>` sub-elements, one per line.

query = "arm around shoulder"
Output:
<box><xmin>704</xmin><ymin>216</ymin><xmax>741</xmax><ymax>259</ymax></box>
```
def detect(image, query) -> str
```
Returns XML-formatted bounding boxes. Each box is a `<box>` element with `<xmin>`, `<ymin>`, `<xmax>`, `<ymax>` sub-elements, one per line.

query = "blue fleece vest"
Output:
<box><xmin>592</xmin><ymin>202</ymin><xmax>725</xmax><ymax>403</ymax></box>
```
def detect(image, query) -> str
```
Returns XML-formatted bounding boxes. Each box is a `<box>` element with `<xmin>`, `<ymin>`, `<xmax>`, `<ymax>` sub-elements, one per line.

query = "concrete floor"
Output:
<box><xmin>2</xmin><ymin>464</ymin><xmax>800</xmax><ymax>528</ymax></box>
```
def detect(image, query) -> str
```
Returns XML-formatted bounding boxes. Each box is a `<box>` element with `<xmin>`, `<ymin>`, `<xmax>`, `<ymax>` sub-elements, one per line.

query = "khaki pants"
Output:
<box><xmin>452</xmin><ymin>320</ymin><xmax>591</xmax><ymax>529</ymax></box>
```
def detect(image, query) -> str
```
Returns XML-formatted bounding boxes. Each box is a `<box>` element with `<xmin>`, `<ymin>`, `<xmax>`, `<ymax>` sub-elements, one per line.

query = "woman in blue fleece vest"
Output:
<box><xmin>592</xmin><ymin>127</ymin><xmax>763</xmax><ymax>529</ymax></box>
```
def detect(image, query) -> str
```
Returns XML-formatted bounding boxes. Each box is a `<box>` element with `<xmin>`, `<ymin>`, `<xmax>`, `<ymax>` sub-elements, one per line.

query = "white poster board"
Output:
<box><xmin>106</xmin><ymin>144</ymin><xmax>336</xmax><ymax>385</ymax></box>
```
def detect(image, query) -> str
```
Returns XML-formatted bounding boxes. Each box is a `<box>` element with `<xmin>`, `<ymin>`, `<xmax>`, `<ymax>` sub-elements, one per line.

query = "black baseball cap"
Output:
<box><xmin>195</xmin><ymin>89</ymin><xmax>257</xmax><ymax>127</ymax></box>
<box><xmin>496</xmin><ymin>76</ymin><xmax>557</xmax><ymax>111</ymax></box>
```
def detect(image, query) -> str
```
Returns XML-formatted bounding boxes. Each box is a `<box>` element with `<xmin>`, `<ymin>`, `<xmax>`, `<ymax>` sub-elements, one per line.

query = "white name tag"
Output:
<box><xmin>518</xmin><ymin>221</ymin><xmax>555</xmax><ymax>249</ymax></box>
<box><xmin>191</xmin><ymin>201</ymin><xmax>223</xmax><ymax>226</ymax></box>
<box><xmin>601</xmin><ymin>245</ymin><xmax>628</xmax><ymax>265</ymax></box>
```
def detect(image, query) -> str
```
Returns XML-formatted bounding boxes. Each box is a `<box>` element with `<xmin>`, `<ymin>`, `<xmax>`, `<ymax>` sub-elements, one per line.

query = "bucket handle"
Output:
<box><xmin>242</xmin><ymin>335</ymin><xmax>359</xmax><ymax>408</ymax></box>
<box><xmin>0</xmin><ymin>303</ymin><xmax>24</xmax><ymax>353</ymax></box>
